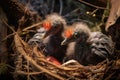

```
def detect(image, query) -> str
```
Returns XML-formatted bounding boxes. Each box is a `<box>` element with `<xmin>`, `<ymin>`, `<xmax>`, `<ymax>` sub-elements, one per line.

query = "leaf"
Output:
<box><xmin>106</xmin><ymin>0</ymin><xmax>120</xmax><ymax>31</ymax></box>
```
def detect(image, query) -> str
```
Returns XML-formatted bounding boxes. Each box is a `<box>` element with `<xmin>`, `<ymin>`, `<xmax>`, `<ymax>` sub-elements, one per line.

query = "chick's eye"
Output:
<box><xmin>74</xmin><ymin>32</ymin><xmax>79</xmax><ymax>38</ymax></box>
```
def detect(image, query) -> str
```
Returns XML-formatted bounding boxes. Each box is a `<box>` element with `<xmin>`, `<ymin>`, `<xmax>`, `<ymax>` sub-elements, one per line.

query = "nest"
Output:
<box><xmin>1</xmin><ymin>0</ymin><xmax>119</xmax><ymax>79</ymax></box>
<box><xmin>13</xmin><ymin>31</ymin><xmax>120</xmax><ymax>80</ymax></box>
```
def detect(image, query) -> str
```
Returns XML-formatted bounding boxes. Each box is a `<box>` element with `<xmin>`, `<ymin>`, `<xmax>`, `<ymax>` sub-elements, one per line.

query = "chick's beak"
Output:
<box><xmin>43</xmin><ymin>28</ymin><xmax>53</xmax><ymax>39</ymax></box>
<box><xmin>61</xmin><ymin>35</ymin><xmax>75</xmax><ymax>45</ymax></box>
<box><xmin>61</xmin><ymin>38</ymin><xmax>69</xmax><ymax>45</ymax></box>
<box><xmin>43</xmin><ymin>32</ymin><xmax>49</xmax><ymax>39</ymax></box>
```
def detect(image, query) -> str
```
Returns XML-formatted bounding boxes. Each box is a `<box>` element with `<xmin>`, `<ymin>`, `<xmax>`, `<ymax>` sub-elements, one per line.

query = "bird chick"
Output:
<box><xmin>42</xmin><ymin>13</ymin><xmax>67</xmax><ymax>63</ymax></box>
<box><xmin>61</xmin><ymin>22</ymin><xmax>114</xmax><ymax>65</ymax></box>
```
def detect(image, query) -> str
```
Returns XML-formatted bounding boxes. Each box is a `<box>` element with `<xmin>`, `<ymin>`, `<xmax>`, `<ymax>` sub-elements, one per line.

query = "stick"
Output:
<box><xmin>16</xmin><ymin>71</ymin><xmax>43</xmax><ymax>75</ymax></box>
<box><xmin>22</xmin><ymin>22</ymin><xmax>43</xmax><ymax>31</ymax></box>
<box><xmin>59</xmin><ymin>0</ymin><xmax>63</xmax><ymax>15</ymax></box>
<box><xmin>78</xmin><ymin>0</ymin><xmax>108</xmax><ymax>10</ymax></box>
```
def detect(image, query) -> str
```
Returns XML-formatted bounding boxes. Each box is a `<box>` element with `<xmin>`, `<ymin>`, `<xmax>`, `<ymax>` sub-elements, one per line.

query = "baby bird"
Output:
<box><xmin>42</xmin><ymin>13</ymin><xmax>68</xmax><ymax>63</ymax></box>
<box><xmin>61</xmin><ymin>22</ymin><xmax>114</xmax><ymax>65</ymax></box>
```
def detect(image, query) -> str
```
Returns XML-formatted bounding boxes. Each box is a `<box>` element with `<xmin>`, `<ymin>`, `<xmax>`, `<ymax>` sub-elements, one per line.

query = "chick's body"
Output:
<box><xmin>28</xmin><ymin>13</ymin><xmax>67</xmax><ymax>63</ymax></box>
<box><xmin>42</xmin><ymin>13</ymin><xmax>68</xmax><ymax>63</ymax></box>
<box><xmin>43</xmin><ymin>34</ymin><xmax>67</xmax><ymax>62</ymax></box>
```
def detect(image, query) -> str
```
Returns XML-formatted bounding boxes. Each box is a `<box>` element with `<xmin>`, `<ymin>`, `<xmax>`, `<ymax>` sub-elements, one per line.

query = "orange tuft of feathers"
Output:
<box><xmin>43</xmin><ymin>21</ymin><xmax>51</xmax><ymax>30</ymax></box>
<box><xmin>64</xmin><ymin>28</ymin><xmax>73</xmax><ymax>38</ymax></box>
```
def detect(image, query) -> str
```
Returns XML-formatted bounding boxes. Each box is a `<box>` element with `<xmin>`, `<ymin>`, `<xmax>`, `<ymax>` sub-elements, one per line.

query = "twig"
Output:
<box><xmin>8</xmin><ymin>65</ymin><xmax>15</xmax><ymax>70</ymax></box>
<box><xmin>15</xmin><ymin>54</ymin><xmax>23</xmax><ymax>72</ymax></box>
<box><xmin>16</xmin><ymin>71</ymin><xmax>43</xmax><ymax>75</ymax></box>
<box><xmin>2</xmin><ymin>19</ymin><xmax>16</xmax><ymax>32</ymax></box>
<box><xmin>59</xmin><ymin>0</ymin><xmax>63</xmax><ymax>15</ymax></box>
<box><xmin>27</xmin><ymin>55</ymin><xmax>30</xmax><ymax>80</ymax></box>
<box><xmin>90</xmin><ymin>73</ymin><xmax>103</xmax><ymax>80</ymax></box>
<box><xmin>77</xmin><ymin>0</ymin><xmax>108</xmax><ymax>10</ymax></box>
<box><xmin>63</xmin><ymin>8</ymin><xmax>80</xmax><ymax>17</ymax></box>
<box><xmin>33</xmin><ymin>46</ymin><xmax>45</xmax><ymax>58</ymax></box>
<box><xmin>22</xmin><ymin>22</ymin><xmax>43</xmax><ymax>31</ymax></box>
<box><xmin>90</xmin><ymin>67</ymin><xmax>104</xmax><ymax>73</ymax></box>
<box><xmin>1</xmin><ymin>19</ymin><xmax>17</xmax><ymax>41</ymax></box>
<box><xmin>115</xmin><ymin>50</ymin><xmax>120</xmax><ymax>53</ymax></box>
<box><xmin>68</xmin><ymin>18</ymin><xmax>93</xmax><ymax>25</ymax></box>
<box><xmin>2</xmin><ymin>32</ymin><xmax>16</xmax><ymax>41</ymax></box>
<box><xmin>104</xmin><ymin>72</ymin><xmax>115</xmax><ymax>80</ymax></box>
<box><xmin>90</xmin><ymin>8</ymin><xmax>99</xmax><ymax>15</ymax></box>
